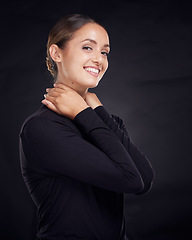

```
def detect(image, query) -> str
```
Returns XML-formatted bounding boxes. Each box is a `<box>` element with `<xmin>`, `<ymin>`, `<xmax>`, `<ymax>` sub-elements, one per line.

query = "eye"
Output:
<box><xmin>101</xmin><ymin>51</ymin><xmax>109</xmax><ymax>57</ymax></box>
<box><xmin>82</xmin><ymin>46</ymin><xmax>92</xmax><ymax>51</ymax></box>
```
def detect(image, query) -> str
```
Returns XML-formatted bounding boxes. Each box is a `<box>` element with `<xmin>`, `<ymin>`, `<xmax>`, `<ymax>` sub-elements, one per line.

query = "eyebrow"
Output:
<box><xmin>81</xmin><ymin>38</ymin><xmax>110</xmax><ymax>49</ymax></box>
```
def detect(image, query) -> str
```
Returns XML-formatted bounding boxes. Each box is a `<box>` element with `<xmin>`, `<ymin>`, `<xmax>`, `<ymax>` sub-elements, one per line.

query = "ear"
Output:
<box><xmin>49</xmin><ymin>44</ymin><xmax>62</xmax><ymax>63</ymax></box>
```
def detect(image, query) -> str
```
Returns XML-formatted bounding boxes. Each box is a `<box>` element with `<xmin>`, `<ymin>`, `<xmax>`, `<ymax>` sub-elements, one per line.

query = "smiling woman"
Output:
<box><xmin>19</xmin><ymin>14</ymin><xmax>154</xmax><ymax>240</ymax></box>
<box><xmin>48</xmin><ymin>22</ymin><xmax>110</xmax><ymax>96</ymax></box>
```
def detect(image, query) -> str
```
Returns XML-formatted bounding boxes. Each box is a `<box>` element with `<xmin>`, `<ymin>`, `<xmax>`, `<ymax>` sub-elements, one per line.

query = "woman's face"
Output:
<box><xmin>56</xmin><ymin>23</ymin><xmax>110</xmax><ymax>93</ymax></box>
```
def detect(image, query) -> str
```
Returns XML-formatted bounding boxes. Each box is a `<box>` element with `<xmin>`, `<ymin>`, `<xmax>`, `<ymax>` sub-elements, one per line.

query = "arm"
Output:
<box><xmin>40</xmin><ymin>84</ymin><xmax>152</xmax><ymax>194</ymax></box>
<box><xmin>20</xmin><ymin>107</ymin><xmax>144</xmax><ymax>194</ymax></box>
<box><xmin>85</xmin><ymin>92</ymin><xmax>154</xmax><ymax>194</ymax></box>
<box><xmin>94</xmin><ymin>106</ymin><xmax>155</xmax><ymax>194</ymax></box>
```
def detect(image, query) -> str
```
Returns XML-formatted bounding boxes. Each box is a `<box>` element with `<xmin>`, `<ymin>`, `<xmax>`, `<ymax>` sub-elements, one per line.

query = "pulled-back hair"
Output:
<box><xmin>46</xmin><ymin>14</ymin><xmax>96</xmax><ymax>79</ymax></box>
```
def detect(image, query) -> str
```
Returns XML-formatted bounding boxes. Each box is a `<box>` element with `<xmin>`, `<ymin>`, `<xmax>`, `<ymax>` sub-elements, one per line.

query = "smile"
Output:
<box><xmin>84</xmin><ymin>67</ymin><xmax>100</xmax><ymax>77</ymax></box>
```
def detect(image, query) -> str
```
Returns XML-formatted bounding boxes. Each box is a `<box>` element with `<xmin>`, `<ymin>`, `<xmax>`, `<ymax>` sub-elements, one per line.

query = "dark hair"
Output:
<box><xmin>46</xmin><ymin>14</ymin><xmax>97</xmax><ymax>79</ymax></box>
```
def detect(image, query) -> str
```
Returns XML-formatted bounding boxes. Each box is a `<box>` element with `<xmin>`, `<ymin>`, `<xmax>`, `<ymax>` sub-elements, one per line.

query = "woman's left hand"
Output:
<box><xmin>85</xmin><ymin>92</ymin><xmax>103</xmax><ymax>109</ymax></box>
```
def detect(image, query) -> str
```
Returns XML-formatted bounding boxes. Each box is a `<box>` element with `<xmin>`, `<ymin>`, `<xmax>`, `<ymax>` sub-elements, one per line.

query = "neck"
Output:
<box><xmin>55</xmin><ymin>74</ymin><xmax>88</xmax><ymax>99</ymax></box>
<box><xmin>76</xmin><ymin>88</ymin><xmax>88</xmax><ymax>100</ymax></box>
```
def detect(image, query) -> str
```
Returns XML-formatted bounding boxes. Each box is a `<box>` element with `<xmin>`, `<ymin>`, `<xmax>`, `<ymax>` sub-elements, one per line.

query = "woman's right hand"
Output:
<box><xmin>42</xmin><ymin>83</ymin><xmax>89</xmax><ymax>120</ymax></box>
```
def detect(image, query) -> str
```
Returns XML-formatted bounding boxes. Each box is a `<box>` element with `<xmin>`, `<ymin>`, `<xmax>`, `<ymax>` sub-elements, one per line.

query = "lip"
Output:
<box><xmin>83</xmin><ymin>66</ymin><xmax>101</xmax><ymax>78</ymax></box>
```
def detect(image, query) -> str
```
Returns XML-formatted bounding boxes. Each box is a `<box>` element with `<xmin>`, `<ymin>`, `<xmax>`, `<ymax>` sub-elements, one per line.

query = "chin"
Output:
<box><xmin>87</xmin><ymin>78</ymin><xmax>101</xmax><ymax>88</ymax></box>
<box><xmin>87</xmin><ymin>81</ymin><xmax>99</xmax><ymax>89</ymax></box>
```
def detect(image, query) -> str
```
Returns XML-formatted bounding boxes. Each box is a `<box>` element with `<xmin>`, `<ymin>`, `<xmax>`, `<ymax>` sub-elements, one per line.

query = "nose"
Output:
<box><xmin>91</xmin><ymin>51</ymin><xmax>103</xmax><ymax>65</ymax></box>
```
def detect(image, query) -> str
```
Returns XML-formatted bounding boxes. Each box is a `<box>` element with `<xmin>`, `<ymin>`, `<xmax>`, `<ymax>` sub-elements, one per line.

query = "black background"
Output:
<box><xmin>0</xmin><ymin>0</ymin><xmax>192</xmax><ymax>239</ymax></box>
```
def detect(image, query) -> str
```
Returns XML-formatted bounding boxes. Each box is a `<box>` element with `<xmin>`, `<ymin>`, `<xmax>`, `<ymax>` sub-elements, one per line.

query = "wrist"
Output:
<box><xmin>93</xmin><ymin>103</ymin><xmax>103</xmax><ymax>109</ymax></box>
<box><xmin>73</xmin><ymin>104</ymin><xmax>89</xmax><ymax>120</ymax></box>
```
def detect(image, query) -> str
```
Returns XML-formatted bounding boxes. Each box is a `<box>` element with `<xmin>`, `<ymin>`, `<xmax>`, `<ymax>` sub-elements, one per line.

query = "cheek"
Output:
<box><xmin>103</xmin><ymin>60</ymin><xmax>108</xmax><ymax>73</ymax></box>
<box><xmin>106</xmin><ymin>61</ymin><xmax>109</xmax><ymax>70</ymax></box>
<box><xmin>72</xmin><ymin>54</ymin><xmax>88</xmax><ymax>70</ymax></box>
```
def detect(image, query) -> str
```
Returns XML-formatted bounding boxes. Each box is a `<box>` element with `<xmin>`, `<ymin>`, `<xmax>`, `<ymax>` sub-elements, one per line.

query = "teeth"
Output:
<box><xmin>85</xmin><ymin>67</ymin><xmax>99</xmax><ymax>74</ymax></box>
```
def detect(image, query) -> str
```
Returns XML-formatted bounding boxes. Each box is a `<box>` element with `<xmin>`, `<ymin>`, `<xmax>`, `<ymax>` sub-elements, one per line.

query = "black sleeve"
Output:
<box><xmin>94</xmin><ymin>106</ymin><xmax>155</xmax><ymax>194</ymax></box>
<box><xmin>20</xmin><ymin>107</ymin><xmax>144</xmax><ymax>194</ymax></box>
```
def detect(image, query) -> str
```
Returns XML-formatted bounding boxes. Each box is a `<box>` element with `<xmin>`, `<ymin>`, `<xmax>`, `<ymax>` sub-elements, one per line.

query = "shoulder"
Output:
<box><xmin>20</xmin><ymin>105</ymin><xmax>73</xmax><ymax>137</ymax></box>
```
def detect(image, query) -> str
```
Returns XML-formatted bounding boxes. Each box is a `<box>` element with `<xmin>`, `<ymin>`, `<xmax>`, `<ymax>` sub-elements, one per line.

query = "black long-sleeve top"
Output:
<box><xmin>19</xmin><ymin>105</ymin><xmax>154</xmax><ymax>240</ymax></box>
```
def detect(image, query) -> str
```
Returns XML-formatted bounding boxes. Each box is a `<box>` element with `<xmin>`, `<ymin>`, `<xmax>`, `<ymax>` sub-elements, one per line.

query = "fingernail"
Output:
<box><xmin>44</xmin><ymin>94</ymin><xmax>47</xmax><ymax>98</ymax></box>
<box><xmin>46</xmin><ymin>88</ymin><xmax>49</xmax><ymax>92</ymax></box>
<box><xmin>42</xmin><ymin>100</ymin><xmax>47</xmax><ymax>105</ymax></box>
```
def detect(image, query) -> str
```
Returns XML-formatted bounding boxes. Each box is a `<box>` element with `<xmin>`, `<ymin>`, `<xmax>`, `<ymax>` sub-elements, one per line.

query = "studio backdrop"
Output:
<box><xmin>0</xmin><ymin>1</ymin><xmax>192</xmax><ymax>240</ymax></box>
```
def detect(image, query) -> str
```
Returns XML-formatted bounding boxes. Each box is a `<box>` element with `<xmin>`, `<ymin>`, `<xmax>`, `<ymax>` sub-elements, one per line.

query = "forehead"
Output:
<box><xmin>72</xmin><ymin>23</ymin><xmax>109</xmax><ymax>44</ymax></box>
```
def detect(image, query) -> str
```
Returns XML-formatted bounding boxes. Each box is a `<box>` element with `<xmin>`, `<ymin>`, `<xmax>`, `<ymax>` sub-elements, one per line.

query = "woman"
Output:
<box><xmin>20</xmin><ymin>14</ymin><xmax>154</xmax><ymax>240</ymax></box>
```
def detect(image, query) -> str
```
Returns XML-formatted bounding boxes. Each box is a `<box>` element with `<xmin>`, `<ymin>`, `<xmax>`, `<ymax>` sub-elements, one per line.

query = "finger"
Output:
<box><xmin>44</xmin><ymin>94</ymin><xmax>59</xmax><ymax>103</ymax></box>
<box><xmin>46</xmin><ymin>90</ymin><xmax>64</xmax><ymax>98</ymax></box>
<box><xmin>51</xmin><ymin>88</ymin><xmax>65</xmax><ymax>94</ymax></box>
<box><xmin>46</xmin><ymin>87</ymin><xmax>64</xmax><ymax>94</ymax></box>
<box><xmin>44</xmin><ymin>89</ymin><xmax>64</xmax><ymax>99</ymax></box>
<box><xmin>41</xmin><ymin>99</ymin><xmax>59</xmax><ymax>113</ymax></box>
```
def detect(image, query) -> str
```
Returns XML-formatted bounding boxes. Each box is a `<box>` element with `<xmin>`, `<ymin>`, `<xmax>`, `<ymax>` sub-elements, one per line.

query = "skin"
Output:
<box><xmin>42</xmin><ymin>23</ymin><xmax>110</xmax><ymax>119</ymax></box>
